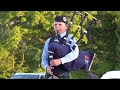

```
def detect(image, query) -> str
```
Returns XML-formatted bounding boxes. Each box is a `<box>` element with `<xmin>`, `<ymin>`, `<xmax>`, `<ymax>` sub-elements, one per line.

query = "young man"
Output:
<box><xmin>41</xmin><ymin>16</ymin><xmax>79</xmax><ymax>79</ymax></box>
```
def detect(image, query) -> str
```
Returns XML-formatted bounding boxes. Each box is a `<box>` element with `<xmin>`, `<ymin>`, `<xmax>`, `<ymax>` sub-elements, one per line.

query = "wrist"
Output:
<box><xmin>59</xmin><ymin>59</ymin><xmax>62</xmax><ymax>64</ymax></box>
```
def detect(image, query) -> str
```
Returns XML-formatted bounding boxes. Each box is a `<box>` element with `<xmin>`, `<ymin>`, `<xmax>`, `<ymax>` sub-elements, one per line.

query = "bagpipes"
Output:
<box><xmin>48</xmin><ymin>11</ymin><xmax>97</xmax><ymax>78</ymax></box>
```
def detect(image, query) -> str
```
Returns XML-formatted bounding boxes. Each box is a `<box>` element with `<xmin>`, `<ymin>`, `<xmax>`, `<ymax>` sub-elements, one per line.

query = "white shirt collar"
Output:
<box><xmin>60</xmin><ymin>32</ymin><xmax>66</xmax><ymax>38</ymax></box>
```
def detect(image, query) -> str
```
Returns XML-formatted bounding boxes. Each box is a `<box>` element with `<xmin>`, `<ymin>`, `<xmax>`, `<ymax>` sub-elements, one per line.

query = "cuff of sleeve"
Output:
<box><xmin>45</xmin><ymin>65</ymin><xmax>49</xmax><ymax>70</ymax></box>
<box><xmin>60</xmin><ymin>58</ymin><xmax>66</xmax><ymax>64</ymax></box>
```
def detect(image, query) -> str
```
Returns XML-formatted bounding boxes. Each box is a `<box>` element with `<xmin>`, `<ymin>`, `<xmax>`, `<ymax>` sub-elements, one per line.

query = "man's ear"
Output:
<box><xmin>66</xmin><ymin>24</ymin><xmax>69</xmax><ymax>28</ymax></box>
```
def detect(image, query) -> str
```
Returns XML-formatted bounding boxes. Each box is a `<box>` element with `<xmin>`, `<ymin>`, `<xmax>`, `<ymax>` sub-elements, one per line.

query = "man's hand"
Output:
<box><xmin>46</xmin><ymin>66</ymin><xmax>54</xmax><ymax>75</ymax></box>
<box><xmin>50</xmin><ymin>59</ymin><xmax>62</xmax><ymax>66</ymax></box>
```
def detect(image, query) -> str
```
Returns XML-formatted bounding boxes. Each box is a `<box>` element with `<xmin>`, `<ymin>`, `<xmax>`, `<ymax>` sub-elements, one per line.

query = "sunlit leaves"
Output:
<box><xmin>0</xmin><ymin>47</ymin><xmax>9</xmax><ymax>60</ymax></box>
<box><xmin>7</xmin><ymin>26</ymin><xmax>22</xmax><ymax>50</ymax></box>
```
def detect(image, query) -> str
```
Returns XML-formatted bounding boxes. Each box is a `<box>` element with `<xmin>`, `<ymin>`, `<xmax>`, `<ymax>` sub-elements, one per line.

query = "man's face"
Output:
<box><xmin>54</xmin><ymin>22</ymin><xmax>68</xmax><ymax>34</ymax></box>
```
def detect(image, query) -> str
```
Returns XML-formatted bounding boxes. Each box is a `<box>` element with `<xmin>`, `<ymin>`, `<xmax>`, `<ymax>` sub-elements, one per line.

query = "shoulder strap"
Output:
<box><xmin>48</xmin><ymin>36</ymin><xmax>55</xmax><ymax>45</ymax></box>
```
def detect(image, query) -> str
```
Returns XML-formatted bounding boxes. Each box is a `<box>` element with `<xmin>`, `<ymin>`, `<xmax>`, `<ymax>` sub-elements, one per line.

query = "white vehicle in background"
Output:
<box><xmin>10</xmin><ymin>73</ymin><xmax>45</xmax><ymax>79</ymax></box>
<box><xmin>101</xmin><ymin>70</ymin><xmax>120</xmax><ymax>79</ymax></box>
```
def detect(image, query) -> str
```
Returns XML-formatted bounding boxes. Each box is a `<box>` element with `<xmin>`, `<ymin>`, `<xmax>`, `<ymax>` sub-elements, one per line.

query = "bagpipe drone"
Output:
<box><xmin>48</xmin><ymin>11</ymin><xmax>97</xmax><ymax>78</ymax></box>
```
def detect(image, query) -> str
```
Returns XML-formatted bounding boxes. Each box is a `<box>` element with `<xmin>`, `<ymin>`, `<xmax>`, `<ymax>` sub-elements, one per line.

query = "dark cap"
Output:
<box><xmin>54</xmin><ymin>16</ymin><xmax>68</xmax><ymax>24</ymax></box>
